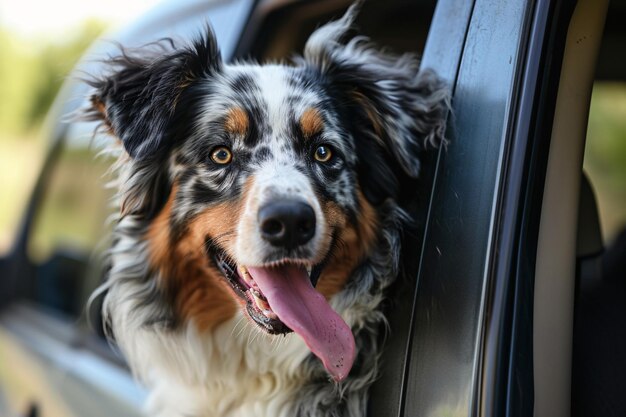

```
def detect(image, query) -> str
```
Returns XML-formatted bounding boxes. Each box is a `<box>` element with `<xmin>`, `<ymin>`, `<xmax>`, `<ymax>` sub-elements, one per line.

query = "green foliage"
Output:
<box><xmin>585</xmin><ymin>83</ymin><xmax>626</xmax><ymax>187</ymax></box>
<box><xmin>0</xmin><ymin>31</ymin><xmax>39</xmax><ymax>134</ymax></box>
<box><xmin>584</xmin><ymin>82</ymin><xmax>626</xmax><ymax>241</ymax></box>
<box><xmin>0</xmin><ymin>20</ymin><xmax>107</xmax><ymax>137</ymax></box>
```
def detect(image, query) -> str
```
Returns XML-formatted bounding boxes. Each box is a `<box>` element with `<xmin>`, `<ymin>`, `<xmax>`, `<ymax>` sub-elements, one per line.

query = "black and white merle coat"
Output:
<box><xmin>86</xmin><ymin>4</ymin><xmax>448</xmax><ymax>417</ymax></box>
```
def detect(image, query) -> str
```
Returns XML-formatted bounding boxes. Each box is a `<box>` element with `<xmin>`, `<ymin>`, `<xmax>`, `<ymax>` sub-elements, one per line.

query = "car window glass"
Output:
<box><xmin>28</xmin><ymin>125</ymin><xmax>115</xmax><ymax>318</ymax></box>
<box><xmin>0</xmin><ymin>139</ymin><xmax>45</xmax><ymax>255</ymax></box>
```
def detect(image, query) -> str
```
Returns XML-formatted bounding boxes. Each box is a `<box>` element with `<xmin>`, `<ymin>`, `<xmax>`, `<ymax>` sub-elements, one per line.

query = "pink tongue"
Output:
<box><xmin>247</xmin><ymin>265</ymin><xmax>355</xmax><ymax>381</ymax></box>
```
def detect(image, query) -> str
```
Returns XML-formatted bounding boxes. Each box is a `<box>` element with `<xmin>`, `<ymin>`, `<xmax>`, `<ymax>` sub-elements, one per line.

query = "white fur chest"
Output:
<box><xmin>110</xmin><ymin>286</ymin><xmax>314</xmax><ymax>417</ymax></box>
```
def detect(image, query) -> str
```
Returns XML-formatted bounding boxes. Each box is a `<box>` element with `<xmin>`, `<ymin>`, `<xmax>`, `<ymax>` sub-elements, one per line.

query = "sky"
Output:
<box><xmin>0</xmin><ymin>0</ymin><xmax>162</xmax><ymax>38</ymax></box>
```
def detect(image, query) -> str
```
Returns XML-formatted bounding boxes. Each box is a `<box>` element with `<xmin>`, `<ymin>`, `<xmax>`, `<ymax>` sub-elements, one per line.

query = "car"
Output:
<box><xmin>0</xmin><ymin>0</ymin><xmax>624</xmax><ymax>416</ymax></box>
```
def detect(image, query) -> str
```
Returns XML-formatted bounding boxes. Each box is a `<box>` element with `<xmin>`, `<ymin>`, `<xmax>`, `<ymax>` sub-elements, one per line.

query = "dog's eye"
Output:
<box><xmin>313</xmin><ymin>145</ymin><xmax>333</xmax><ymax>163</ymax></box>
<box><xmin>210</xmin><ymin>146</ymin><xmax>233</xmax><ymax>165</ymax></box>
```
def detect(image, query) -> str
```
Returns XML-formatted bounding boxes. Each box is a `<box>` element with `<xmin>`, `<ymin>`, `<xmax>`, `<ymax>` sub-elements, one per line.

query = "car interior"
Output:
<box><xmin>571</xmin><ymin>1</ymin><xmax>626</xmax><ymax>414</ymax></box>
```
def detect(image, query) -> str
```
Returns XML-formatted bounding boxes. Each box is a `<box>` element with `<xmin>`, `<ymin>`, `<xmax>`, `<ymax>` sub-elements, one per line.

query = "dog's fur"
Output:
<box><xmin>85</xmin><ymin>4</ymin><xmax>448</xmax><ymax>417</ymax></box>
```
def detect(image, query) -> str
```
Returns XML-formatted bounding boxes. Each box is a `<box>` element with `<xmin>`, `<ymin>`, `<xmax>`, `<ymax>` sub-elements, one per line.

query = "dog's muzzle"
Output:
<box><xmin>213</xmin><ymin>168</ymin><xmax>356</xmax><ymax>381</ymax></box>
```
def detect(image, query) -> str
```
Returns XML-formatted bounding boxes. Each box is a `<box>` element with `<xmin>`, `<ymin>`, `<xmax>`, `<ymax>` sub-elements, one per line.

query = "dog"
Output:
<box><xmin>84</xmin><ymin>3</ymin><xmax>448</xmax><ymax>416</ymax></box>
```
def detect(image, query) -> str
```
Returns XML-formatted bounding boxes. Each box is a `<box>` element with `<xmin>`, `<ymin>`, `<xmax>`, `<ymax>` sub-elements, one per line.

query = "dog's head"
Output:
<box><xmin>87</xmin><ymin>4</ymin><xmax>448</xmax><ymax>381</ymax></box>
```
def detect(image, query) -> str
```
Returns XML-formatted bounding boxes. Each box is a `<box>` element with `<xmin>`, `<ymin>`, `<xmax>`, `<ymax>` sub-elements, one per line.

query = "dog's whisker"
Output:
<box><xmin>229</xmin><ymin>316</ymin><xmax>246</xmax><ymax>340</ymax></box>
<box><xmin>247</xmin><ymin>326</ymin><xmax>259</xmax><ymax>348</ymax></box>
<box><xmin>271</xmin><ymin>333</ymin><xmax>288</xmax><ymax>353</ymax></box>
<box><xmin>235</xmin><ymin>320</ymin><xmax>249</xmax><ymax>339</ymax></box>
<box><xmin>213</xmin><ymin>230</ymin><xmax>236</xmax><ymax>240</ymax></box>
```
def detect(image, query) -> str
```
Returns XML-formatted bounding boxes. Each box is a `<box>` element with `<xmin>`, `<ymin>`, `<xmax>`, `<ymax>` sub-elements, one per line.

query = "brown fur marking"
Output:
<box><xmin>147</xmin><ymin>186</ymin><xmax>241</xmax><ymax>332</ymax></box>
<box><xmin>299</xmin><ymin>108</ymin><xmax>324</xmax><ymax>139</ymax></box>
<box><xmin>224</xmin><ymin>107</ymin><xmax>249</xmax><ymax>136</ymax></box>
<box><xmin>352</xmin><ymin>91</ymin><xmax>385</xmax><ymax>141</ymax></box>
<box><xmin>91</xmin><ymin>95</ymin><xmax>107</xmax><ymax>118</ymax></box>
<box><xmin>90</xmin><ymin>95</ymin><xmax>117</xmax><ymax>137</ymax></box>
<box><xmin>316</xmin><ymin>190</ymin><xmax>379</xmax><ymax>299</ymax></box>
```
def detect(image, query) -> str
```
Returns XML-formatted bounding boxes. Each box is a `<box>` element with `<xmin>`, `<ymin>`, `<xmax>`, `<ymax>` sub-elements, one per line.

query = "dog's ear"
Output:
<box><xmin>85</xmin><ymin>28</ymin><xmax>222</xmax><ymax>160</ymax></box>
<box><xmin>303</xmin><ymin>2</ymin><xmax>449</xmax><ymax>178</ymax></box>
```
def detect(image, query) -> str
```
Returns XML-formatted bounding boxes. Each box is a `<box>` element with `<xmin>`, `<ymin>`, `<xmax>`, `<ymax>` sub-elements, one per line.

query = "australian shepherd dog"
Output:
<box><xmin>85</xmin><ymin>3</ymin><xmax>448</xmax><ymax>417</ymax></box>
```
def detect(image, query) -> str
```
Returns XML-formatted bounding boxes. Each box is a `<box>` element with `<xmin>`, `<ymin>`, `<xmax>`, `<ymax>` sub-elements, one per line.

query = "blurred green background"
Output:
<box><xmin>584</xmin><ymin>83</ymin><xmax>626</xmax><ymax>243</ymax></box>
<box><xmin>0</xmin><ymin>21</ymin><xmax>107</xmax><ymax>252</ymax></box>
<box><xmin>0</xmin><ymin>0</ymin><xmax>160</xmax><ymax>256</ymax></box>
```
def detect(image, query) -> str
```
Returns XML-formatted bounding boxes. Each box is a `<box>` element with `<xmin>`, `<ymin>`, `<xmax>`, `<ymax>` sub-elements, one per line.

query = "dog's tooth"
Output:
<box><xmin>239</xmin><ymin>266</ymin><xmax>254</xmax><ymax>286</ymax></box>
<box><xmin>251</xmin><ymin>287</ymin><xmax>266</xmax><ymax>299</ymax></box>
<box><xmin>251</xmin><ymin>290</ymin><xmax>270</xmax><ymax>311</ymax></box>
<box><xmin>263</xmin><ymin>309</ymin><xmax>278</xmax><ymax>320</ymax></box>
<box><xmin>306</xmin><ymin>265</ymin><xmax>312</xmax><ymax>276</ymax></box>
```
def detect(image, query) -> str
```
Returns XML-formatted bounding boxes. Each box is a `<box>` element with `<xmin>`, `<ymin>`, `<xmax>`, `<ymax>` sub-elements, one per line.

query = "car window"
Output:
<box><xmin>28</xmin><ymin>127</ymin><xmax>115</xmax><ymax>318</ymax></box>
<box><xmin>0</xmin><ymin>140</ymin><xmax>45</xmax><ymax>256</ymax></box>
<box><xmin>29</xmin><ymin>131</ymin><xmax>114</xmax><ymax>263</ymax></box>
<box><xmin>247</xmin><ymin>0</ymin><xmax>436</xmax><ymax>61</ymax></box>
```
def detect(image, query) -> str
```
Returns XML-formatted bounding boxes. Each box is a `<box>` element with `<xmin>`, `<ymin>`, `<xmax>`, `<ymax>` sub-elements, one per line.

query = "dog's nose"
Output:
<box><xmin>258</xmin><ymin>200</ymin><xmax>316</xmax><ymax>248</ymax></box>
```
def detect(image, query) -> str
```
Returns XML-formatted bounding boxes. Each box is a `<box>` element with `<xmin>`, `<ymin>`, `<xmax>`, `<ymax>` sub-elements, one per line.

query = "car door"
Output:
<box><xmin>370</xmin><ymin>0</ymin><xmax>609</xmax><ymax>417</ymax></box>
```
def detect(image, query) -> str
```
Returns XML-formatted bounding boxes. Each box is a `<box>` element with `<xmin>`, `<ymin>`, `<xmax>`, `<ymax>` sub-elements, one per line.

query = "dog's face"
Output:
<box><xmin>87</xmin><ymin>5</ymin><xmax>447</xmax><ymax>381</ymax></box>
<box><xmin>179</xmin><ymin>65</ymin><xmax>363</xmax><ymax>270</ymax></box>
